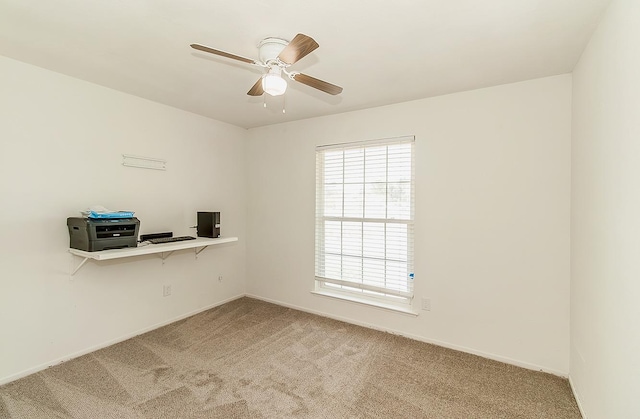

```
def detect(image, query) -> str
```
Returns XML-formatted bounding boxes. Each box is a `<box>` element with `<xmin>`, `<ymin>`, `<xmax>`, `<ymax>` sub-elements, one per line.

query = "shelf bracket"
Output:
<box><xmin>71</xmin><ymin>257</ymin><xmax>89</xmax><ymax>277</ymax></box>
<box><xmin>160</xmin><ymin>251</ymin><xmax>175</xmax><ymax>263</ymax></box>
<box><xmin>195</xmin><ymin>246</ymin><xmax>209</xmax><ymax>258</ymax></box>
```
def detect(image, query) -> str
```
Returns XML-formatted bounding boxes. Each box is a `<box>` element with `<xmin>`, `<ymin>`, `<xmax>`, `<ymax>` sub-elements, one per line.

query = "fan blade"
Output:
<box><xmin>292</xmin><ymin>73</ymin><xmax>343</xmax><ymax>95</ymax></box>
<box><xmin>191</xmin><ymin>44</ymin><xmax>258</xmax><ymax>65</ymax></box>
<box><xmin>277</xmin><ymin>34</ymin><xmax>319</xmax><ymax>65</ymax></box>
<box><xmin>247</xmin><ymin>77</ymin><xmax>264</xmax><ymax>96</ymax></box>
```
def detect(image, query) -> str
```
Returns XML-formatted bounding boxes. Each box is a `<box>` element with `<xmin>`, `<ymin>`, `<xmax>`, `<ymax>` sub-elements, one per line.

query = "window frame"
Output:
<box><xmin>314</xmin><ymin>136</ymin><xmax>415</xmax><ymax>308</ymax></box>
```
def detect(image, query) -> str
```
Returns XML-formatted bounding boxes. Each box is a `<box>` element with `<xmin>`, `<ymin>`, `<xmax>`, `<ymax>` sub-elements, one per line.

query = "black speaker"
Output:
<box><xmin>197</xmin><ymin>212</ymin><xmax>220</xmax><ymax>238</ymax></box>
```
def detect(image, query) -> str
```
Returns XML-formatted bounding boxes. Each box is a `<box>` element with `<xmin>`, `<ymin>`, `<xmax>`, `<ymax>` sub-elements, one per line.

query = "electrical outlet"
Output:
<box><xmin>218</xmin><ymin>275</ymin><xmax>223</xmax><ymax>282</ymax></box>
<box><xmin>421</xmin><ymin>298</ymin><xmax>431</xmax><ymax>311</ymax></box>
<box><xmin>163</xmin><ymin>285</ymin><xmax>172</xmax><ymax>297</ymax></box>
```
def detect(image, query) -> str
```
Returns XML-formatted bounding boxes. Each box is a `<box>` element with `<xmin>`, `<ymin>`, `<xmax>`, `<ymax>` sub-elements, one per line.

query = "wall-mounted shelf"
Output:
<box><xmin>69</xmin><ymin>236</ymin><xmax>238</xmax><ymax>276</ymax></box>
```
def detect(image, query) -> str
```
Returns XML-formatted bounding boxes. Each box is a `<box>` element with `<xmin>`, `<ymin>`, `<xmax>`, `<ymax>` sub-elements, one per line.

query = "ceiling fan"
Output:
<box><xmin>190</xmin><ymin>33</ymin><xmax>343</xmax><ymax>97</ymax></box>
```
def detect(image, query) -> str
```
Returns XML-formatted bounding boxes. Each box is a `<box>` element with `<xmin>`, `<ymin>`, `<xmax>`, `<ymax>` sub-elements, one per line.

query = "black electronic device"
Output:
<box><xmin>67</xmin><ymin>217</ymin><xmax>140</xmax><ymax>252</ymax></box>
<box><xmin>197</xmin><ymin>212</ymin><xmax>220</xmax><ymax>238</ymax></box>
<box><xmin>148</xmin><ymin>236</ymin><xmax>195</xmax><ymax>244</ymax></box>
<box><xmin>140</xmin><ymin>232</ymin><xmax>172</xmax><ymax>242</ymax></box>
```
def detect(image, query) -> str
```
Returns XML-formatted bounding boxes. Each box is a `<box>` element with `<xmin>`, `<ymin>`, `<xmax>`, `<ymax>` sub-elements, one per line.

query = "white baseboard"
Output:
<box><xmin>246</xmin><ymin>293</ymin><xmax>568</xmax><ymax>378</ymax></box>
<box><xmin>0</xmin><ymin>294</ymin><xmax>244</xmax><ymax>386</ymax></box>
<box><xmin>569</xmin><ymin>375</ymin><xmax>587</xmax><ymax>418</ymax></box>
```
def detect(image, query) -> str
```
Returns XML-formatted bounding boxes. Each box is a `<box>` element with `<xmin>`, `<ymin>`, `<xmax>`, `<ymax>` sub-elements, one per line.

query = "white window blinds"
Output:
<box><xmin>315</xmin><ymin>136</ymin><xmax>415</xmax><ymax>302</ymax></box>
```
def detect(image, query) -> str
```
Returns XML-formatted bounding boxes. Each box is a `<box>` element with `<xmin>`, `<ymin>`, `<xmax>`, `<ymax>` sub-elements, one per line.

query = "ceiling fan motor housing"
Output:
<box><xmin>258</xmin><ymin>38</ymin><xmax>288</xmax><ymax>65</ymax></box>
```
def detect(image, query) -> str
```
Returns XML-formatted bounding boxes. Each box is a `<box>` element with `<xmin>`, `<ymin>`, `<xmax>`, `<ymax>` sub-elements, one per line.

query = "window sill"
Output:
<box><xmin>311</xmin><ymin>290</ymin><xmax>419</xmax><ymax>316</ymax></box>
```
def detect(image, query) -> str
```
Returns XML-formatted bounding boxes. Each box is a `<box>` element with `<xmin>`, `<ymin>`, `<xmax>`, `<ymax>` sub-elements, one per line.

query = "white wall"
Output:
<box><xmin>246</xmin><ymin>75</ymin><xmax>572</xmax><ymax>374</ymax></box>
<box><xmin>0</xmin><ymin>54</ymin><xmax>575</xmax><ymax>386</ymax></box>
<box><xmin>571</xmin><ymin>0</ymin><xmax>640</xmax><ymax>417</ymax></box>
<box><xmin>0</xmin><ymin>56</ymin><xmax>247</xmax><ymax>383</ymax></box>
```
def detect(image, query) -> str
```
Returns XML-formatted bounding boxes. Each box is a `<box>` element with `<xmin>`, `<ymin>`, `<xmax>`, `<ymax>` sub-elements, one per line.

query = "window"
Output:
<box><xmin>315</xmin><ymin>136</ymin><xmax>415</xmax><ymax>307</ymax></box>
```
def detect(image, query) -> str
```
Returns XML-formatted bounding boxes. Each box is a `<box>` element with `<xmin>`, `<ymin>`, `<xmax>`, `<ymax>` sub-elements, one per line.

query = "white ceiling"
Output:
<box><xmin>0</xmin><ymin>0</ymin><xmax>611</xmax><ymax>129</ymax></box>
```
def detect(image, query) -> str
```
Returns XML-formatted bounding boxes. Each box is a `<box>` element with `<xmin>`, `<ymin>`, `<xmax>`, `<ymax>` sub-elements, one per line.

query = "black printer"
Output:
<box><xmin>67</xmin><ymin>217</ymin><xmax>140</xmax><ymax>252</ymax></box>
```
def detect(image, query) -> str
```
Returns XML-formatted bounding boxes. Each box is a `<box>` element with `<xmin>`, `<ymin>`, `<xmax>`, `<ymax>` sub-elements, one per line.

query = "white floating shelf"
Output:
<box><xmin>69</xmin><ymin>237</ymin><xmax>238</xmax><ymax>275</ymax></box>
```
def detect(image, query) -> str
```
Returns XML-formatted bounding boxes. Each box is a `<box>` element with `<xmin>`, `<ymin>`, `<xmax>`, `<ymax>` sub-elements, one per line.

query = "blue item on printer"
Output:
<box><xmin>87</xmin><ymin>210</ymin><xmax>135</xmax><ymax>219</ymax></box>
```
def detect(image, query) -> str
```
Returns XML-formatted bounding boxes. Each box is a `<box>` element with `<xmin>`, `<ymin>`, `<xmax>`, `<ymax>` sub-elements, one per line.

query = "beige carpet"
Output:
<box><xmin>0</xmin><ymin>297</ymin><xmax>581</xmax><ymax>418</ymax></box>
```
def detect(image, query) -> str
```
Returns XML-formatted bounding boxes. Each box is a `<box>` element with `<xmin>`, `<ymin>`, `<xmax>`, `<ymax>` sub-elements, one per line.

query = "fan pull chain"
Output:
<box><xmin>263</xmin><ymin>94</ymin><xmax>267</xmax><ymax>108</ymax></box>
<box><xmin>282</xmin><ymin>94</ymin><xmax>286</xmax><ymax>114</ymax></box>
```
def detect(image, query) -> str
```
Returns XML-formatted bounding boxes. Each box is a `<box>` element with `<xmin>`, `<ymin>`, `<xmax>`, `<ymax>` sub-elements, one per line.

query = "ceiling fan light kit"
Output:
<box><xmin>262</xmin><ymin>67</ymin><xmax>287</xmax><ymax>96</ymax></box>
<box><xmin>191</xmin><ymin>33</ymin><xmax>343</xmax><ymax>104</ymax></box>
